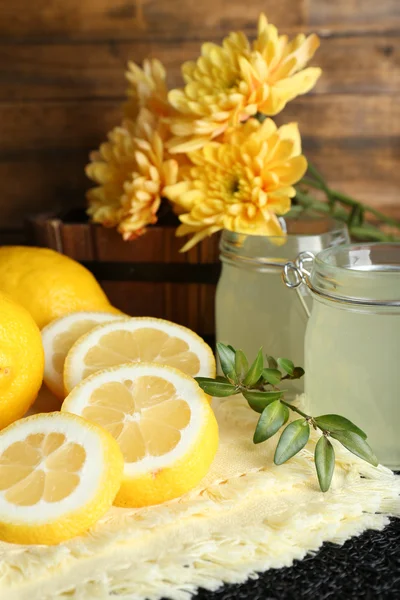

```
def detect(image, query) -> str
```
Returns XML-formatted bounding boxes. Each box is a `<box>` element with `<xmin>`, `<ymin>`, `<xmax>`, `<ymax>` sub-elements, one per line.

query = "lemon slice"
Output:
<box><xmin>0</xmin><ymin>412</ymin><xmax>123</xmax><ymax>545</ymax></box>
<box><xmin>62</xmin><ymin>363</ymin><xmax>219</xmax><ymax>507</ymax></box>
<box><xmin>63</xmin><ymin>317</ymin><xmax>216</xmax><ymax>394</ymax></box>
<box><xmin>42</xmin><ymin>311</ymin><xmax>124</xmax><ymax>399</ymax></box>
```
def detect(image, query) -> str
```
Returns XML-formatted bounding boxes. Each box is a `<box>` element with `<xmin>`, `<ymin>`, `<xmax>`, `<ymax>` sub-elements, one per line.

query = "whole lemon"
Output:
<box><xmin>0</xmin><ymin>291</ymin><xmax>44</xmax><ymax>429</ymax></box>
<box><xmin>0</xmin><ymin>246</ymin><xmax>121</xmax><ymax>329</ymax></box>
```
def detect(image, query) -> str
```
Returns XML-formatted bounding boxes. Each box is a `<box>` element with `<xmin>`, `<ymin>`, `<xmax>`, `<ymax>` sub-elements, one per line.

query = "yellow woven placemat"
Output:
<box><xmin>1</xmin><ymin>396</ymin><xmax>399</xmax><ymax>600</ymax></box>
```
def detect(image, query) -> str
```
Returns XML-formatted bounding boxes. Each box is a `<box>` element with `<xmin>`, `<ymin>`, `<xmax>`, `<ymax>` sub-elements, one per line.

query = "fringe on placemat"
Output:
<box><xmin>1</xmin><ymin>395</ymin><xmax>399</xmax><ymax>600</ymax></box>
<box><xmin>1</xmin><ymin>459</ymin><xmax>399</xmax><ymax>600</ymax></box>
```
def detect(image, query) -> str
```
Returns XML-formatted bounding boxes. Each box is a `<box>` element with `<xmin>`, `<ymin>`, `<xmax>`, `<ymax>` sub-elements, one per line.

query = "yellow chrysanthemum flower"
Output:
<box><xmin>124</xmin><ymin>58</ymin><xmax>170</xmax><ymax>120</ymax></box>
<box><xmin>163</xmin><ymin>118</ymin><xmax>307</xmax><ymax>251</ymax></box>
<box><xmin>86</xmin><ymin>110</ymin><xmax>178</xmax><ymax>240</ymax></box>
<box><xmin>167</xmin><ymin>14</ymin><xmax>321</xmax><ymax>153</ymax></box>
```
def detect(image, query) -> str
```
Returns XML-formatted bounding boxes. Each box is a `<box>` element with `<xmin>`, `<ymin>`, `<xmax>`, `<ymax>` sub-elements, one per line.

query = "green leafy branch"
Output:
<box><xmin>293</xmin><ymin>163</ymin><xmax>400</xmax><ymax>243</ymax></box>
<box><xmin>196</xmin><ymin>343</ymin><xmax>378</xmax><ymax>492</ymax></box>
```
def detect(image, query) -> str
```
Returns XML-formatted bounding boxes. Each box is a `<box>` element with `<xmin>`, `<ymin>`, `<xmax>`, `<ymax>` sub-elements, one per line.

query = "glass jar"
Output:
<box><xmin>304</xmin><ymin>243</ymin><xmax>400</xmax><ymax>469</ymax></box>
<box><xmin>216</xmin><ymin>217</ymin><xmax>349</xmax><ymax>396</ymax></box>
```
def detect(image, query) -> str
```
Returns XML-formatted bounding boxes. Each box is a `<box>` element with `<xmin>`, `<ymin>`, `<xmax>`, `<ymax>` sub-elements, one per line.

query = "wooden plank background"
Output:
<box><xmin>0</xmin><ymin>0</ymin><xmax>399</xmax><ymax>237</ymax></box>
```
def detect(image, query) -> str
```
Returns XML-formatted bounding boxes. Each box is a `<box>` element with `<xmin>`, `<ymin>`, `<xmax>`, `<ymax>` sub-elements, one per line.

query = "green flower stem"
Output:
<box><xmin>292</xmin><ymin>189</ymin><xmax>399</xmax><ymax>242</ymax></box>
<box><xmin>299</xmin><ymin>173</ymin><xmax>400</xmax><ymax>231</ymax></box>
<box><xmin>334</xmin><ymin>191</ymin><xmax>400</xmax><ymax>230</ymax></box>
<box><xmin>349</xmin><ymin>225</ymin><xmax>398</xmax><ymax>243</ymax></box>
<box><xmin>293</xmin><ymin>189</ymin><xmax>351</xmax><ymax>220</ymax></box>
<box><xmin>305</xmin><ymin>163</ymin><xmax>335</xmax><ymax>207</ymax></box>
<box><xmin>279</xmin><ymin>399</ymin><xmax>310</xmax><ymax>421</ymax></box>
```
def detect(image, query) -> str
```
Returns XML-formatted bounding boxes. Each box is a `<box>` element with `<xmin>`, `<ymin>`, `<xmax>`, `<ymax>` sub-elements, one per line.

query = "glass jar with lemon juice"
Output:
<box><xmin>216</xmin><ymin>217</ymin><xmax>349</xmax><ymax>396</ymax></box>
<box><xmin>300</xmin><ymin>243</ymin><xmax>400</xmax><ymax>470</ymax></box>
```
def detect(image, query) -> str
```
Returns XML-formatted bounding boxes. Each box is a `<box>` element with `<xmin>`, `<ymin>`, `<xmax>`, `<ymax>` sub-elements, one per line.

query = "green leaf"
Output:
<box><xmin>267</xmin><ymin>355</ymin><xmax>278</xmax><ymax>369</ymax></box>
<box><xmin>262</xmin><ymin>368</ymin><xmax>282</xmax><ymax>386</ymax></box>
<box><xmin>243</xmin><ymin>348</ymin><xmax>264</xmax><ymax>386</ymax></box>
<box><xmin>195</xmin><ymin>377</ymin><xmax>238</xmax><ymax>397</ymax></box>
<box><xmin>242</xmin><ymin>390</ymin><xmax>283</xmax><ymax>413</ymax></box>
<box><xmin>291</xmin><ymin>367</ymin><xmax>305</xmax><ymax>380</ymax></box>
<box><xmin>277</xmin><ymin>358</ymin><xmax>294</xmax><ymax>376</ymax></box>
<box><xmin>315</xmin><ymin>436</ymin><xmax>335</xmax><ymax>492</ymax></box>
<box><xmin>216</xmin><ymin>343</ymin><xmax>237</xmax><ymax>382</ymax></box>
<box><xmin>235</xmin><ymin>350</ymin><xmax>249</xmax><ymax>382</ymax></box>
<box><xmin>274</xmin><ymin>419</ymin><xmax>310</xmax><ymax>465</ymax></box>
<box><xmin>253</xmin><ymin>401</ymin><xmax>289</xmax><ymax>444</ymax></box>
<box><xmin>315</xmin><ymin>415</ymin><xmax>367</xmax><ymax>439</ymax></box>
<box><xmin>330</xmin><ymin>430</ymin><xmax>378</xmax><ymax>466</ymax></box>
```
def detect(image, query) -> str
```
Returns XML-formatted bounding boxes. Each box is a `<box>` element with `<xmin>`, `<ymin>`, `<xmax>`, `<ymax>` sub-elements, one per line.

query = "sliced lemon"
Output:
<box><xmin>0</xmin><ymin>412</ymin><xmax>123</xmax><ymax>545</ymax></box>
<box><xmin>62</xmin><ymin>363</ymin><xmax>219</xmax><ymax>507</ymax></box>
<box><xmin>42</xmin><ymin>311</ymin><xmax>124</xmax><ymax>399</ymax></box>
<box><xmin>63</xmin><ymin>317</ymin><xmax>216</xmax><ymax>394</ymax></box>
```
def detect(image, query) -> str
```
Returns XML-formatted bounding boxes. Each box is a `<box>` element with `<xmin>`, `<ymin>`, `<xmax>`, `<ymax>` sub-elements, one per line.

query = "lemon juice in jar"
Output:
<box><xmin>304</xmin><ymin>244</ymin><xmax>400</xmax><ymax>469</ymax></box>
<box><xmin>216</xmin><ymin>218</ymin><xmax>349</xmax><ymax>396</ymax></box>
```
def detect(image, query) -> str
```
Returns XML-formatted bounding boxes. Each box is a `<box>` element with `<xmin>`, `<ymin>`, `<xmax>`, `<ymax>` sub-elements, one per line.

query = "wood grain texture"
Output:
<box><xmin>277</xmin><ymin>95</ymin><xmax>400</xmax><ymax>138</ymax></box>
<box><xmin>308</xmin><ymin>0</ymin><xmax>400</xmax><ymax>27</ymax></box>
<box><xmin>3</xmin><ymin>141</ymin><xmax>397</xmax><ymax>229</ymax></box>
<box><xmin>1</xmin><ymin>100</ymin><xmax>398</xmax><ymax>227</ymax></box>
<box><xmin>0</xmin><ymin>102</ymin><xmax>121</xmax><ymax>155</ymax></box>
<box><xmin>303</xmin><ymin>142</ymin><xmax>400</xmax><ymax>208</ymax></box>
<box><xmin>0</xmin><ymin>0</ymin><xmax>399</xmax><ymax>234</ymax></box>
<box><xmin>0</xmin><ymin>154</ymin><xmax>88</xmax><ymax>227</ymax></box>
<box><xmin>1</xmin><ymin>95</ymin><xmax>398</xmax><ymax>155</ymax></box>
<box><xmin>1</xmin><ymin>0</ymin><xmax>398</xmax><ymax>43</ymax></box>
<box><xmin>0</xmin><ymin>0</ymin><xmax>306</xmax><ymax>41</ymax></box>
<box><xmin>1</xmin><ymin>34</ymin><xmax>398</xmax><ymax>102</ymax></box>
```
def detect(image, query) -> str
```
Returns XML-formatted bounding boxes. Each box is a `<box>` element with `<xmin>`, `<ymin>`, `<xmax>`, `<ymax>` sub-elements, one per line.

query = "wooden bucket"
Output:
<box><xmin>27</xmin><ymin>211</ymin><xmax>220</xmax><ymax>343</ymax></box>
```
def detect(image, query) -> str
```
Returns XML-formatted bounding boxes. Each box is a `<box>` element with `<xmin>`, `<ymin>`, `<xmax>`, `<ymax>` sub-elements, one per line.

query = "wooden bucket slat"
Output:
<box><xmin>27</xmin><ymin>214</ymin><xmax>220</xmax><ymax>339</ymax></box>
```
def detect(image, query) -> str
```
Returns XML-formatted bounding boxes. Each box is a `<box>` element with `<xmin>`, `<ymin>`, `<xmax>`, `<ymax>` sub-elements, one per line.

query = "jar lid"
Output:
<box><xmin>310</xmin><ymin>243</ymin><xmax>400</xmax><ymax>305</ymax></box>
<box><xmin>220</xmin><ymin>217</ymin><xmax>348</xmax><ymax>270</ymax></box>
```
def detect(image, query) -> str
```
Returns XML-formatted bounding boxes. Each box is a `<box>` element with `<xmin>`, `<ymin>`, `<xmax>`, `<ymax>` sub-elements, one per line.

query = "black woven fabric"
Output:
<box><xmin>188</xmin><ymin>518</ymin><xmax>400</xmax><ymax>600</ymax></box>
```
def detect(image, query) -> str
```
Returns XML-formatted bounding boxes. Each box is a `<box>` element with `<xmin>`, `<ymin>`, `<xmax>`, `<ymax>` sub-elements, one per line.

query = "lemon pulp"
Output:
<box><xmin>82</xmin><ymin>376</ymin><xmax>192</xmax><ymax>463</ymax></box>
<box><xmin>0</xmin><ymin>433</ymin><xmax>86</xmax><ymax>506</ymax></box>
<box><xmin>82</xmin><ymin>328</ymin><xmax>201</xmax><ymax>379</ymax></box>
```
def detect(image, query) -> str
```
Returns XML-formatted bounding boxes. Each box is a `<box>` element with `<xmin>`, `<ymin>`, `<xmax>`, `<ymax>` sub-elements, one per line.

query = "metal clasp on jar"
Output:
<box><xmin>283</xmin><ymin>249</ymin><xmax>400</xmax><ymax>311</ymax></box>
<box><xmin>282</xmin><ymin>252</ymin><xmax>315</xmax><ymax>318</ymax></box>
